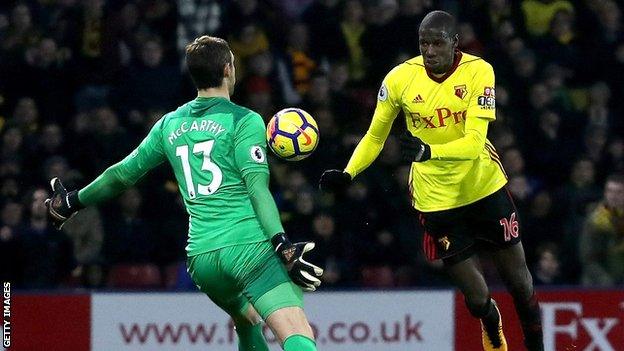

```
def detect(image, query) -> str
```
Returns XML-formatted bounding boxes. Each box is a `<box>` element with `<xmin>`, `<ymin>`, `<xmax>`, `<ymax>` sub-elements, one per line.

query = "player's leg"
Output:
<box><xmin>240</xmin><ymin>242</ymin><xmax>317</xmax><ymax>351</ymax></box>
<box><xmin>473</xmin><ymin>187</ymin><xmax>542</xmax><ymax>351</ymax></box>
<box><xmin>444</xmin><ymin>255</ymin><xmax>507</xmax><ymax>351</ymax></box>
<box><xmin>445</xmin><ymin>256</ymin><xmax>490</xmax><ymax>317</ymax></box>
<box><xmin>187</xmin><ymin>251</ymin><xmax>269</xmax><ymax>351</ymax></box>
<box><xmin>418</xmin><ymin>207</ymin><xmax>507</xmax><ymax>351</ymax></box>
<box><xmin>236</xmin><ymin>302</ymin><xmax>318</xmax><ymax>350</ymax></box>
<box><xmin>266</xmin><ymin>306</ymin><xmax>316</xmax><ymax>350</ymax></box>
<box><xmin>228</xmin><ymin>302</ymin><xmax>269</xmax><ymax>351</ymax></box>
<box><xmin>491</xmin><ymin>242</ymin><xmax>543</xmax><ymax>351</ymax></box>
<box><xmin>254</xmin><ymin>283</ymin><xmax>316</xmax><ymax>350</ymax></box>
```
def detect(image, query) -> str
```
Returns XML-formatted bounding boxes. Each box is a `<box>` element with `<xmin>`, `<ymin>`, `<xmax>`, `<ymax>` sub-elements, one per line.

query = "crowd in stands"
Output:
<box><xmin>1</xmin><ymin>0</ymin><xmax>623</xmax><ymax>290</ymax></box>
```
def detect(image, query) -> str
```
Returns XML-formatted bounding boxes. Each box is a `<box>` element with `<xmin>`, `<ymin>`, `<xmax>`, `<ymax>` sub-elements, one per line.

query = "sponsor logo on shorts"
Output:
<box><xmin>438</xmin><ymin>236</ymin><xmax>451</xmax><ymax>251</ymax></box>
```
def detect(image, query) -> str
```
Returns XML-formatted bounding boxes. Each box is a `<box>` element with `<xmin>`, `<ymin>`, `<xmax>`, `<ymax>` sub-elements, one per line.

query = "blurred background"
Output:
<box><xmin>0</xmin><ymin>0</ymin><xmax>623</xmax><ymax>292</ymax></box>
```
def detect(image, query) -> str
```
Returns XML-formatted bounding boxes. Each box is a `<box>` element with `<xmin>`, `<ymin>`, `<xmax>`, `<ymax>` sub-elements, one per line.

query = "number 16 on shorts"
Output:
<box><xmin>499</xmin><ymin>212</ymin><xmax>519</xmax><ymax>242</ymax></box>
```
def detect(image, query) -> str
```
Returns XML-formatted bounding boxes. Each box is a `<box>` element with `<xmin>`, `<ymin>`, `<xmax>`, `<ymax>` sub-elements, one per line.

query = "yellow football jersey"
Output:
<box><xmin>345</xmin><ymin>51</ymin><xmax>507</xmax><ymax>212</ymax></box>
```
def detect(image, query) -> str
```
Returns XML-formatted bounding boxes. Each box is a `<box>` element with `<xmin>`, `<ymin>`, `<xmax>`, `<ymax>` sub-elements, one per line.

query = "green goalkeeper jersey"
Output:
<box><xmin>169</xmin><ymin>97</ymin><xmax>272</xmax><ymax>255</ymax></box>
<box><xmin>101</xmin><ymin>97</ymin><xmax>272</xmax><ymax>256</ymax></box>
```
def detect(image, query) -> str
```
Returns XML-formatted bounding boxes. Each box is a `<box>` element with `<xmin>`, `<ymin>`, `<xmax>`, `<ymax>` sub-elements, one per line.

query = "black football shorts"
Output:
<box><xmin>417</xmin><ymin>186</ymin><xmax>521</xmax><ymax>265</ymax></box>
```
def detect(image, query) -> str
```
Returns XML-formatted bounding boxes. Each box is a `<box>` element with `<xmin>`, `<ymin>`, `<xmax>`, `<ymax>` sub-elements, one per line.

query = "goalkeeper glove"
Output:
<box><xmin>44</xmin><ymin>177</ymin><xmax>84</xmax><ymax>230</ymax></box>
<box><xmin>319</xmin><ymin>170</ymin><xmax>352</xmax><ymax>193</ymax></box>
<box><xmin>272</xmin><ymin>233</ymin><xmax>324</xmax><ymax>291</ymax></box>
<box><xmin>400</xmin><ymin>131</ymin><xmax>431</xmax><ymax>162</ymax></box>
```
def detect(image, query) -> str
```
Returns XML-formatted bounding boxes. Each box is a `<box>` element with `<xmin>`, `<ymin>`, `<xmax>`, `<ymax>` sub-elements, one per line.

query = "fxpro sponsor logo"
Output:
<box><xmin>408</xmin><ymin>108</ymin><xmax>467</xmax><ymax>129</ymax></box>
<box><xmin>542</xmin><ymin>301</ymin><xmax>623</xmax><ymax>351</ymax></box>
<box><xmin>2</xmin><ymin>282</ymin><xmax>10</xmax><ymax>348</ymax></box>
<box><xmin>92</xmin><ymin>292</ymin><xmax>454</xmax><ymax>351</ymax></box>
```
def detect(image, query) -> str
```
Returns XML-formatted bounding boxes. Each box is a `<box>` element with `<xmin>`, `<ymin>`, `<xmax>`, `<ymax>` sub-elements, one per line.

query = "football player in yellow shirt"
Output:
<box><xmin>320</xmin><ymin>11</ymin><xmax>543</xmax><ymax>351</ymax></box>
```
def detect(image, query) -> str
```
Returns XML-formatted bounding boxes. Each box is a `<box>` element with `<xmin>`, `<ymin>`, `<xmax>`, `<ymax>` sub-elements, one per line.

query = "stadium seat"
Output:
<box><xmin>163</xmin><ymin>261</ymin><xmax>195</xmax><ymax>290</ymax></box>
<box><xmin>361</xmin><ymin>265</ymin><xmax>395</xmax><ymax>287</ymax></box>
<box><xmin>107</xmin><ymin>264</ymin><xmax>162</xmax><ymax>289</ymax></box>
<box><xmin>163</xmin><ymin>262</ymin><xmax>180</xmax><ymax>289</ymax></box>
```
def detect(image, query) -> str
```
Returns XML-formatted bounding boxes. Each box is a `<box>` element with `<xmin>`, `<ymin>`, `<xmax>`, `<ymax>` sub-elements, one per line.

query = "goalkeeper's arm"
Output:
<box><xmin>78</xmin><ymin>161</ymin><xmax>141</xmax><ymax>206</ymax></box>
<box><xmin>243</xmin><ymin>171</ymin><xmax>285</xmax><ymax>238</ymax></box>
<box><xmin>243</xmin><ymin>171</ymin><xmax>323</xmax><ymax>291</ymax></box>
<box><xmin>46</xmin><ymin>120</ymin><xmax>166</xmax><ymax>228</ymax></box>
<box><xmin>78</xmin><ymin>118</ymin><xmax>166</xmax><ymax>205</ymax></box>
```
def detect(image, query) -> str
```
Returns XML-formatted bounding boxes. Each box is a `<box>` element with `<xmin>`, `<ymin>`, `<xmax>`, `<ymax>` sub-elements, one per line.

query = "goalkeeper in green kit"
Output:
<box><xmin>45</xmin><ymin>36</ymin><xmax>323</xmax><ymax>351</ymax></box>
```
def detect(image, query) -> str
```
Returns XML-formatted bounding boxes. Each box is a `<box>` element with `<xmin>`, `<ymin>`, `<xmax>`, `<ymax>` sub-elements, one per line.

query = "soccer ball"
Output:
<box><xmin>266</xmin><ymin>108</ymin><xmax>319</xmax><ymax>161</ymax></box>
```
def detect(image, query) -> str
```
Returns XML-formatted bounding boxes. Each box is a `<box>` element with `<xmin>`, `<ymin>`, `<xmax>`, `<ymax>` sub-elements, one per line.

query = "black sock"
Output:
<box><xmin>480</xmin><ymin>299</ymin><xmax>502</xmax><ymax>347</ymax></box>
<box><xmin>467</xmin><ymin>297</ymin><xmax>489</xmax><ymax>317</ymax></box>
<box><xmin>481</xmin><ymin>299</ymin><xmax>500</xmax><ymax>329</ymax></box>
<box><xmin>514</xmin><ymin>293</ymin><xmax>543</xmax><ymax>351</ymax></box>
<box><xmin>468</xmin><ymin>298</ymin><xmax>502</xmax><ymax>346</ymax></box>
<box><xmin>468</xmin><ymin>298</ymin><xmax>498</xmax><ymax>325</ymax></box>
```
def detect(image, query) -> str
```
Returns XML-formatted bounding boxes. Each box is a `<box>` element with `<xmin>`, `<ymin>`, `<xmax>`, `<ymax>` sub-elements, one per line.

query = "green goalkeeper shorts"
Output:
<box><xmin>187</xmin><ymin>240</ymin><xmax>304</xmax><ymax>320</ymax></box>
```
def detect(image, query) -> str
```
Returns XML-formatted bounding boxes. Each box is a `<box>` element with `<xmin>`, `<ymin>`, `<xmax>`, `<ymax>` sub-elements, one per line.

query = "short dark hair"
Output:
<box><xmin>420</xmin><ymin>10</ymin><xmax>458</xmax><ymax>38</ymax></box>
<box><xmin>185</xmin><ymin>36</ymin><xmax>232</xmax><ymax>90</ymax></box>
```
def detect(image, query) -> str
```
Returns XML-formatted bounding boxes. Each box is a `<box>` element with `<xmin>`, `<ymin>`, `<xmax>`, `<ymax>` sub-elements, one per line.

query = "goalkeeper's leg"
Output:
<box><xmin>230</xmin><ymin>303</ymin><xmax>269</xmax><ymax>351</ymax></box>
<box><xmin>493</xmin><ymin>242</ymin><xmax>543</xmax><ymax>351</ymax></box>
<box><xmin>233</xmin><ymin>303</ymin><xmax>316</xmax><ymax>351</ymax></box>
<box><xmin>266</xmin><ymin>307</ymin><xmax>316</xmax><ymax>351</ymax></box>
<box><xmin>187</xmin><ymin>248</ymin><xmax>270</xmax><ymax>351</ymax></box>
<box><xmin>253</xmin><ymin>282</ymin><xmax>316</xmax><ymax>351</ymax></box>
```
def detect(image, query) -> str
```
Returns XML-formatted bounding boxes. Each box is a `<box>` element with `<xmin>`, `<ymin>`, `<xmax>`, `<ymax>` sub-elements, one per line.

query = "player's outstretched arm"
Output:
<box><xmin>45</xmin><ymin>177</ymin><xmax>83</xmax><ymax>230</ymax></box>
<box><xmin>244</xmin><ymin>171</ymin><xmax>324</xmax><ymax>291</ymax></box>
<box><xmin>318</xmin><ymin>111</ymin><xmax>392</xmax><ymax>192</ymax></box>
<box><xmin>45</xmin><ymin>163</ymin><xmax>133</xmax><ymax>230</ymax></box>
<box><xmin>319</xmin><ymin>125</ymin><xmax>390</xmax><ymax>193</ymax></box>
<box><xmin>45</xmin><ymin>161</ymin><xmax>156</xmax><ymax>229</ymax></box>
<box><xmin>45</xmin><ymin>119</ymin><xmax>166</xmax><ymax>229</ymax></box>
<box><xmin>319</xmin><ymin>169</ymin><xmax>352</xmax><ymax>193</ymax></box>
<box><xmin>320</xmin><ymin>70</ymin><xmax>400</xmax><ymax>192</ymax></box>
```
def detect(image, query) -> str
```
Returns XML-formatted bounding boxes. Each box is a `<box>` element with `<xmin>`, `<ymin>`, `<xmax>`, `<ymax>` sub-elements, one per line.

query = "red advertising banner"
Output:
<box><xmin>7</xmin><ymin>289</ymin><xmax>624</xmax><ymax>351</ymax></box>
<box><xmin>455</xmin><ymin>290</ymin><xmax>624</xmax><ymax>351</ymax></box>
<box><xmin>11</xmin><ymin>294</ymin><xmax>91</xmax><ymax>351</ymax></box>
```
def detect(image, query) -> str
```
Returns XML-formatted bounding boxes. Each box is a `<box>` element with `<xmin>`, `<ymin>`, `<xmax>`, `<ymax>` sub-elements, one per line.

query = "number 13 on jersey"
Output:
<box><xmin>175</xmin><ymin>140</ymin><xmax>223</xmax><ymax>198</ymax></box>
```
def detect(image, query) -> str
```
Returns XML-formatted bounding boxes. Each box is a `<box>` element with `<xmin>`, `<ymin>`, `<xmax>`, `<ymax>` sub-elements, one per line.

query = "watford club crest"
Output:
<box><xmin>438</xmin><ymin>236</ymin><xmax>451</xmax><ymax>251</ymax></box>
<box><xmin>454</xmin><ymin>84</ymin><xmax>467</xmax><ymax>99</ymax></box>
